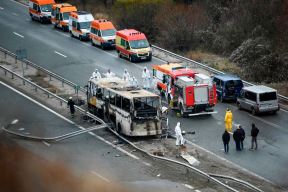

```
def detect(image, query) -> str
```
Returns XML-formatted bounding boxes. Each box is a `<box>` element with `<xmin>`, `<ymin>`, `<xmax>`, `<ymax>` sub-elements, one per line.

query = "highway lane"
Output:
<box><xmin>0</xmin><ymin>0</ymin><xmax>165</xmax><ymax>87</ymax></box>
<box><xmin>1</xmin><ymin>0</ymin><xmax>288</xmax><ymax>188</ymax></box>
<box><xmin>0</xmin><ymin>81</ymin><xmax>198</xmax><ymax>192</ymax></box>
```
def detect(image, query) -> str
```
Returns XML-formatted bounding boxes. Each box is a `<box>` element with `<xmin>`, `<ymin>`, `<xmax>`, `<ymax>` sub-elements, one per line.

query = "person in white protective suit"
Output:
<box><xmin>106</xmin><ymin>69</ymin><xmax>115</xmax><ymax>78</ymax></box>
<box><xmin>93</xmin><ymin>69</ymin><xmax>101</xmax><ymax>80</ymax></box>
<box><xmin>175</xmin><ymin>122</ymin><xmax>185</xmax><ymax>146</ymax></box>
<box><xmin>122</xmin><ymin>69</ymin><xmax>130</xmax><ymax>82</ymax></box>
<box><xmin>130</xmin><ymin>76</ymin><xmax>138</xmax><ymax>87</ymax></box>
<box><xmin>142</xmin><ymin>67</ymin><xmax>151</xmax><ymax>89</ymax></box>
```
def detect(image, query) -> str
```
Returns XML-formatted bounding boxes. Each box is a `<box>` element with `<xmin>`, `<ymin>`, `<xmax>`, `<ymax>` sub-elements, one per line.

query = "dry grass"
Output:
<box><xmin>186</xmin><ymin>50</ymin><xmax>241</xmax><ymax>75</ymax></box>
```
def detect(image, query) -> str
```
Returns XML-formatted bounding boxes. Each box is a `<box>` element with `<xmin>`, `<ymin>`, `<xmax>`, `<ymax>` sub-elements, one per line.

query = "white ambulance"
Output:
<box><xmin>69</xmin><ymin>11</ymin><xmax>94</xmax><ymax>41</ymax></box>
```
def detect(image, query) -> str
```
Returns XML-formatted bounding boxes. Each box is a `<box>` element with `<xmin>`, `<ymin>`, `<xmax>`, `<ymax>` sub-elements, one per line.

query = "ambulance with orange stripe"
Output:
<box><xmin>90</xmin><ymin>19</ymin><xmax>116</xmax><ymax>49</ymax></box>
<box><xmin>29</xmin><ymin>0</ymin><xmax>55</xmax><ymax>23</ymax></box>
<box><xmin>116</xmin><ymin>29</ymin><xmax>152</xmax><ymax>62</ymax></box>
<box><xmin>51</xmin><ymin>3</ymin><xmax>77</xmax><ymax>32</ymax></box>
<box><xmin>69</xmin><ymin>11</ymin><xmax>94</xmax><ymax>41</ymax></box>
<box><xmin>152</xmin><ymin>63</ymin><xmax>217</xmax><ymax>116</ymax></box>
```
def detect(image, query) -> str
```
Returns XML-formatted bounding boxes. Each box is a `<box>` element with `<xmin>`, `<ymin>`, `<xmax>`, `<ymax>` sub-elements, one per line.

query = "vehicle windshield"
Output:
<box><xmin>101</xmin><ymin>29</ymin><xmax>116</xmax><ymax>37</ymax></box>
<box><xmin>129</xmin><ymin>39</ymin><xmax>149</xmax><ymax>49</ymax></box>
<box><xmin>79</xmin><ymin>22</ymin><xmax>91</xmax><ymax>29</ymax></box>
<box><xmin>134</xmin><ymin>96</ymin><xmax>159</xmax><ymax>118</ymax></box>
<box><xmin>40</xmin><ymin>4</ymin><xmax>52</xmax><ymax>12</ymax></box>
<box><xmin>62</xmin><ymin>12</ymin><xmax>70</xmax><ymax>20</ymax></box>
<box><xmin>260</xmin><ymin>92</ymin><xmax>277</xmax><ymax>101</ymax></box>
<box><xmin>225</xmin><ymin>80</ymin><xmax>243</xmax><ymax>88</ymax></box>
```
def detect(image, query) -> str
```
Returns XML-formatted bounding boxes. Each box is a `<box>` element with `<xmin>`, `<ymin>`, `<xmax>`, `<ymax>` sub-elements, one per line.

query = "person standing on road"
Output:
<box><xmin>239</xmin><ymin>125</ymin><xmax>245</xmax><ymax>150</ymax></box>
<box><xmin>222</xmin><ymin>130</ymin><xmax>230</xmax><ymax>153</ymax></box>
<box><xmin>224</xmin><ymin>108</ymin><xmax>233</xmax><ymax>133</ymax></box>
<box><xmin>175</xmin><ymin>122</ymin><xmax>185</xmax><ymax>146</ymax></box>
<box><xmin>122</xmin><ymin>69</ymin><xmax>130</xmax><ymax>82</ymax></box>
<box><xmin>250</xmin><ymin>123</ymin><xmax>259</xmax><ymax>150</ymax></box>
<box><xmin>142</xmin><ymin>67</ymin><xmax>151</xmax><ymax>90</ymax></box>
<box><xmin>233</xmin><ymin>126</ymin><xmax>241</xmax><ymax>151</ymax></box>
<box><xmin>67</xmin><ymin>97</ymin><xmax>75</xmax><ymax>118</ymax></box>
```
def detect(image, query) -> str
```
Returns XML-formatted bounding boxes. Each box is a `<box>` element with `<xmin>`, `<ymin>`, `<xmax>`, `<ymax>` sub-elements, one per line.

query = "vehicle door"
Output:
<box><xmin>213</xmin><ymin>77</ymin><xmax>222</xmax><ymax>98</ymax></box>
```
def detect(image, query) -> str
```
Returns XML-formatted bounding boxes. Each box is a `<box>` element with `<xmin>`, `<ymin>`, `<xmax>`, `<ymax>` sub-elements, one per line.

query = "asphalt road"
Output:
<box><xmin>0</xmin><ymin>0</ymin><xmax>288</xmax><ymax>188</ymax></box>
<box><xmin>0</xmin><ymin>81</ymin><xmax>201</xmax><ymax>192</ymax></box>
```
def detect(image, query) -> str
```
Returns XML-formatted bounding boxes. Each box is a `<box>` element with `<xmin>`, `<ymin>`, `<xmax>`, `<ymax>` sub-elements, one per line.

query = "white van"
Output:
<box><xmin>69</xmin><ymin>11</ymin><xmax>94</xmax><ymax>41</ymax></box>
<box><xmin>236</xmin><ymin>85</ymin><xmax>280</xmax><ymax>115</ymax></box>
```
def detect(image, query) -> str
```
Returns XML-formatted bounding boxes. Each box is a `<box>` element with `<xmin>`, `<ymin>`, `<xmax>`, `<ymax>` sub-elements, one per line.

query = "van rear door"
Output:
<box><xmin>258</xmin><ymin>91</ymin><xmax>278</xmax><ymax>111</ymax></box>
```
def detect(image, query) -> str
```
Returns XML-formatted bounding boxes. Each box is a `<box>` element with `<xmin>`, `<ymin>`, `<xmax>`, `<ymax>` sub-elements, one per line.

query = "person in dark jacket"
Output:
<box><xmin>233</xmin><ymin>127</ymin><xmax>242</xmax><ymax>151</ymax></box>
<box><xmin>222</xmin><ymin>130</ymin><xmax>230</xmax><ymax>153</ymax></box>
<box><xmin>250</xmin><ymin>123</ymin><xmax>259</xmax><ymax>150</ymax></box>
<box><xmin>238</xmin><ymin>125</ymin><xmax>245</xmax><ymax>150</ymax></box>
<box><xmin>67</xmin><ymin>97</ymin><xmax>75</xmax><ymax>118</ymax></box>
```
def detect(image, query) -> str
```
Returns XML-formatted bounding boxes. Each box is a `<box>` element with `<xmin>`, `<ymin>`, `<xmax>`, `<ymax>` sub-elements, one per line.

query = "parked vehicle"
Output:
<box><xmin>213</xmin><ymin>74</ymin><xmax>243</xmax><ymax>102</ymax></box>
<box><xmin>236</xmin><ymin>85</ymin><xmax>280</xmax><ymax>115</ymax></box>
<box><xmin>152</xmin><ymin>63</ymin><xmax>217</xmax><ymax>116</ymax></box>
<box><xmin>87</xmin><ymin>76</ymin><xmax>162</xmax><ymax>136</ymax></box>
<box><xmin>51</xmin><ymin>3</ymin><xmax>77</xmax><ymax>32</ymax></box>
<box><xmin>29</xmin><ymin>0</ymin><xmax>55</xmax><ymax>23</ymax></box>
<box><xmin>116</xmin><ymin>29</ymin><xmax>152</xmax><ymax>62</ymax></box>
<box><xmin>90</xmin><ymin>19</ymin><xmax>116</xmax><ymax>49</ymax></box>
<box><xmin>69</xmin><ymin>11</ymin><xmax>94</xmax><ymax>41</ymax></box>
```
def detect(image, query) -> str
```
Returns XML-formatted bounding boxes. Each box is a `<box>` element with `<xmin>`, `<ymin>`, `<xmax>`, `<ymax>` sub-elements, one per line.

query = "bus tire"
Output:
<box><xmin>251</xmin><ymin>107</ymin><xmax>256</xmax><ymax>116</ymax></box>
<box><xmin>116</xmin><ymin>123</ymin><xmax>122</xmax><ymax>134</ymax></box>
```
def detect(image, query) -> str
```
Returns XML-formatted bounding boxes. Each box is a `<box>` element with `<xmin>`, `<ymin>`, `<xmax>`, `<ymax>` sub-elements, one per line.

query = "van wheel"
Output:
<box><xmin>70</xmin><ymin>31</ymin><xmax>74</xmax><ymax>37</ymax></box>
<box><xmin>91</xmin><ymin>39</ymin><xmax>95</xmax><ymax>46</ymax></box>
<box><xmin>251</xmin><ymin>108</ymin><xmax>256</xmax><ymax>116</ymax></box>
<box><xmin>237</xmin><ymin>102</ymin><xmax>242</xmax><ymax>110</ymax></box>
<box><xmin>129</xmin><ymin>55</ymin><xmax>134</xmax><ymax>63</ymax></box>
<box><xmin>39</xmin><ymin>17</ymin><xmax>43</xmax><ymax>23</ymax></box>
<box><xmin>79</xmin><ymin>35</ymin><xmax>83</xmax><ymax>41</ymax></box>
<box><xmin>100</xmin><ymin>43</ymin><xmax>105</xmax><ymax>50</ymax></box>
<box><xmin>118</xmin><ymin>51</ymin><xmax>122</xmax><ymax>58</ymax></box>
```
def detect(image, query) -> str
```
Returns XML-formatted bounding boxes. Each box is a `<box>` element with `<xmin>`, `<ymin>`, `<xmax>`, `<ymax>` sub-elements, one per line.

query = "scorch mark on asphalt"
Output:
<box><xmin>54</xmin><ymin>51</ymin><xmax>67</xmax><ymax>58</ymax></box>
<box><xmin>13</xmin><ymin>32</ymin><xmax>24</xmax><ymax>38</ymax></box>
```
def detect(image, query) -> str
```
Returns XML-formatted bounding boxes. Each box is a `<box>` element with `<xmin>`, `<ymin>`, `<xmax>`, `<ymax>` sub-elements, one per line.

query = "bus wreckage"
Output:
<box><xmin>87</xmin><ymin>77</ymin><xmax>162</xmax><ymax>136</ymax></box>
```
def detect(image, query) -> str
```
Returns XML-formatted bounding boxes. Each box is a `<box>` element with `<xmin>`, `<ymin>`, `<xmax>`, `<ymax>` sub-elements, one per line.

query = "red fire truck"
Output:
<box><xmin>152</xmin><ymin>63</ymin><xmax>217</xmax><ymax>116</ymax></box>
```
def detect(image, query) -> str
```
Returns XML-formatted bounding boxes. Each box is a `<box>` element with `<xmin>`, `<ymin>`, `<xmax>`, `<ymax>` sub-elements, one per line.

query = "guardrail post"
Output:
<box><xmin>4</xmin><ymin>52</ymin><xmax>6</xmax><ymax>59</ymax></box>
<box><xmin>11</xmin><ymin>73</ymin><xmax>14</xmax><ymax>79</ymax></box>
<box><xmin>15</xmin><ymin>57</ymin><xmax>17</xmax><ymax>64</ymax></box>
<box><xmin>4</xmin><ymin>70</ymin><xmax>7</xmax><ymax>76</ymax></box>
<box><xmin>62</xmin><ymin>80</ymin><xmax>64</xmax><ymax>87</ymax></box>
<box><xmin>22</xmin><ymin>79</ymin><xmax>25</xmax><ymax>85</ymax></box>
<box><xmin>47</xmin><ymin>93</ymin><xmax>50</xmax><ymax>98</ymax></box>
<box><xmin>60</xmin><ymin>100</ymin><xmax>62</xmax><ymax>106</ymax></box>
<box><xmin>34</xmin><ymin>86</ymin><xmax>37</xmax><ymax>92</ymax></box>
<box><xmin>49</xmin><ymin>75</ymin><xmax>52</xmax><ymax>81</ymax></box>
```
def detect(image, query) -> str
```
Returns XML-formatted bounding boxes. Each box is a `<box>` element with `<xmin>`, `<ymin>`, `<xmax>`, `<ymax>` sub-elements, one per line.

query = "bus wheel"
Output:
<box><xmin>116</xmin><ymin>123</ymin><xmax>122</xmax><ymax>134</ymax></box>
<box><xmin>251</xmin><ymin>108</ymin><xmax>256</xmax><ymax>116</ymax></box>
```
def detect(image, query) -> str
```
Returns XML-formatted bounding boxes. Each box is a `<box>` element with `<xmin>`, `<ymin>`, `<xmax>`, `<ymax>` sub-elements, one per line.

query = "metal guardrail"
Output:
<box><xmin>0</xmin><ymin>46</ymin><xmax>86</xmax><ymax>93</ymax></box>
<box><xmin>0</xmin><ymin>65</ymin><xmax>105</xmax><ymax>125</ymax></box>
<box><xmin>152</xmin><ymin>45</ymin><xmax>288</xmax><ymax>102</ymax></box>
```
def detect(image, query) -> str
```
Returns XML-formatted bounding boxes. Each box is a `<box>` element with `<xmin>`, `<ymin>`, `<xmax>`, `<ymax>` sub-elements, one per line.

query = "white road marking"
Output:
<box><xmin>9</xmin><ymin>0</ymin><xmax>28</xmax><ymax>7</ymax></box>
<box><xmin>280</xmin><ymin>108</ymin><xmax>288</xmax><ymax>113</ymax></box>
<box><xmin>248</xmin><ymin>114</ymin><xmax>282</xmax><ymax>129</ymax></box>
<box><xmin>195</xmin><ymin>190</ymin><xmax>201</xmax><ymax>192</ymax></box>
<box><xmin>91</xmin><ymin>171</ymin><xmax>110</xmax><ymax>183</ymax></box>
<box><xmin>183</xmin><ymin>184</ymin><xmax>194</xmax><ymax>190</ymax></box>
<box><xmin>18</xmin><ymin>127</ymin><xmax>25</xmax><ymax>131</ymax></box>
<box><xmin>42</xmin><ymin>141</ymin><xmax>50</xmax><ymax>147</ymax></box>
<box><xmin>0</xmin><ymin>6</ymin><xmax>4</xmax><ymax>10</ymax></box>
<box><xmin>142</xmin><ymin>161</ymin><xmax>151</xmax><ymax>166</ymax></box>
<box><xmin>54</xmin><ymin>51</ymin><xmax>67</xmax><ymax>58</ymax></box>
<box><xmin>12</xmin><ymin>12</ymin><xmax>18</xmax><ymax>16</ymax></box>
<box><xmin>13</xmin><ymin>32</ymin><xmax>24</xmax><ymax>38</ymax></box>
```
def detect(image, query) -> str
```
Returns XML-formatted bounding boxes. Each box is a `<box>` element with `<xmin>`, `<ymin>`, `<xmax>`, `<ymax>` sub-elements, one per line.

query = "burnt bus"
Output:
<box><xmin>87</xmin><ymin>77</ymin><xmax>162</xmax><ymax>136</ymax></box>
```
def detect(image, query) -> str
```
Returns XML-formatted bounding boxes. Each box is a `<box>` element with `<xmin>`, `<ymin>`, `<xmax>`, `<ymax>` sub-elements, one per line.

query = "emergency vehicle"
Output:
<box><xmin>69</xmin><ymin>11</ymin><xmax>94</xmax><ymax>41</ymax></box>
<box><xmin>29</xmin><ymin>0</ymin><xmax>55</xmax><ymax>23</ymax></box>
<box><xmin>90</xmin><ymin>19</ymin><xmax>116</xmax><ymax>49</ymax></box>
<box><xmin>152</xmin><ymin>63</ymin><xmax>217</xmax><ymax>116</ymax></box>
<box><xmin>51</xmin><ymin>3</ymin><xmax>77</xmax><ymax>32</ymax></box>
<box><xmin>87</xmin><ymin>76</ymin><xmax>162</xmax><ymax>136</ymax></box>
<box><xmin>116</xmin><ymin>29</ymin><xmax>152</xmax><ymax>62</ymax></box>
